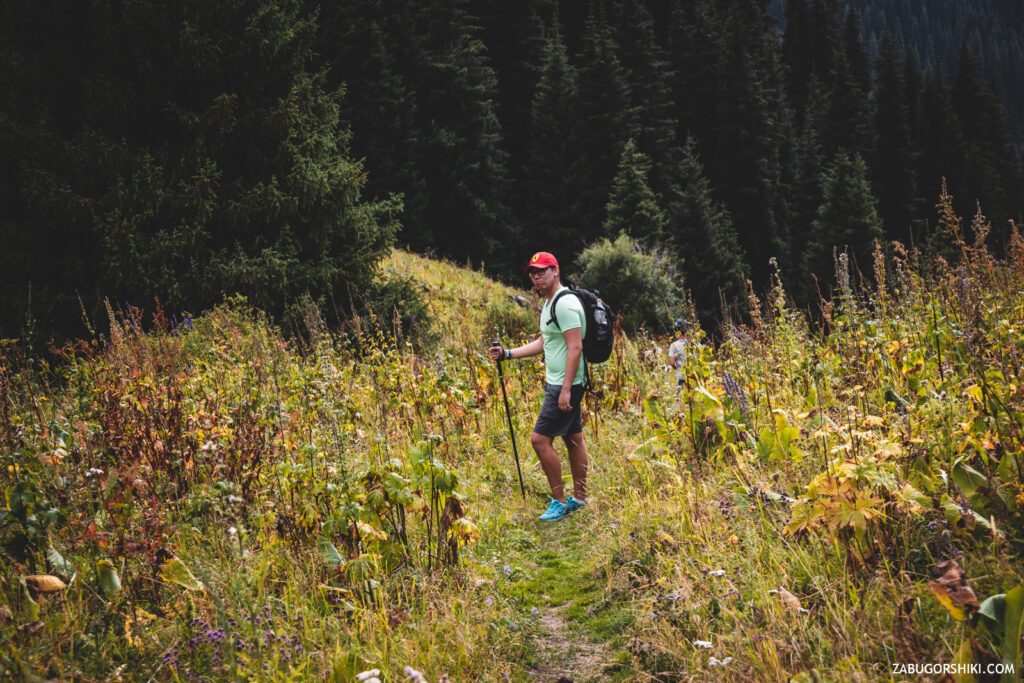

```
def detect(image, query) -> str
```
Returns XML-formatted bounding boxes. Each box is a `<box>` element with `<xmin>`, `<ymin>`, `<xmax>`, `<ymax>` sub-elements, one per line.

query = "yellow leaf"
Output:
<box><xmin>159</xmin><ymin>557</ymin><xmax>204</xmax><ymax>591</ymax></box>
<box><xmin>356</xmin><ymin>521</ymin><xmax>388</xmax><ymax>543</ymax></box>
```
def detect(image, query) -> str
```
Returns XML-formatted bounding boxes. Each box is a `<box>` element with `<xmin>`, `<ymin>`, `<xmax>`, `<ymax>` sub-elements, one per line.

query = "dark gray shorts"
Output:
<box><xmin>533</xmin><ymin>383</ymin><xmax>585</xmax><ymax>437</ymax></box>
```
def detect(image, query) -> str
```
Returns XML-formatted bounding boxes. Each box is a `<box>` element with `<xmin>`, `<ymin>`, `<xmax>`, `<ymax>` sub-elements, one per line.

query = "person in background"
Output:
<box><xmin>668</xmin><ymin>318</ymin><xmax>692</xmax><ymax>386</ymax></box>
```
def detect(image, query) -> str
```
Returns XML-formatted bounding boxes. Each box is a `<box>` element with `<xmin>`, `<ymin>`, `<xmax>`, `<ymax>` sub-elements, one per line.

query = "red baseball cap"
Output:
<box><xmin>525</xmin><ymin>251</ymin><xmax>559</xmax><ymax>271</ymax></box>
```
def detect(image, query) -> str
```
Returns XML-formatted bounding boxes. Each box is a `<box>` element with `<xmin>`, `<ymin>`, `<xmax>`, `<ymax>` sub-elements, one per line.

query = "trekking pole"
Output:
<box><xmin>493</xmin><ymin>335</ymin><xmax>526</xmax><ymax>499</ymax></box>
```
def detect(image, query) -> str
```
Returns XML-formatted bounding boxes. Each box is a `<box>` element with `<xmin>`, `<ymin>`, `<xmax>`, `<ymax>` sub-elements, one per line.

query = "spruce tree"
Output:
<box><xmin>672</xmin><ymin>138</ymin><xmax>748</xmax><ymax>327</ymax></box>
<box><xmin>698</xmin><ymin>0</ymin><xmax>792</xmax><ymax>287</ymax></box>
<box><xmin>615</xmin><ymin>0</ymin><xmax>681</xmax><ymax>202</ymax></box>
<box><xmin>917</xmin><ymin>67</ymin><xmax>966</xmax><ymax>240</ymax></box>
<box><xmin>803</xmin><ymin>151</ymin><xmax>883</xmax><ymax>291</ymax></box>
<box><xmin>468</xmin><ymin>0</ymin><xmax>549</xmax><ymax>219</ymax></box>
<box><xmin>1</xmin><ymin>0</ymin><xmax>399</xmax><ymax>338</ymax></box>
<box><xmin>571</xmin><ymin>7</ymin><xmax>634</xmax><ymax>247</ymax></box>
<box><xmin>792</xmin><ymin>73</ymin><xmax>829</xmax><ymax>297</ymax></box>
<box><xmin>603</xmin><ymin>139</ymin><xmax>667</xmax><ymax>246</ymax></box>
<box><xmin>412</xmin><ymin>0</ymin><xmax>517</xmax><ymax>267</ymax></box>
<box><xmin>952</xmin><ymin>45</ymin><xmax>1022</xmax><ymax>243</ymax></box>
<box><xmin>903</xmin><ymin>47</ymin><xmax>927</xmax><ymax>221</ymax></box>
<box><xmin>824</xmin><ymin>7</ymin><xmax>872</xmax><ymax>159</ymax></box>
<box><xmin>782</xmin><ymin>0</ymin><xmax>840</xmax><ymax>123</ymax></box>
<box><xmin>873</xmin><ymin>32</ymin><xmax>918</xmax><ymax>242</ymax></box>
<box><xmin>524</xmin><ymin>23</ymin><xmax>580</xmax><ymax>257</ymax></box>
<box><xmin>318</xmin><ymin>1</ymin><xmax>427</xmax><ymax>249</ymax></box>
<box><xmin>668</xmin><ymin>0</ymin><xmax>722</xmax><ymax>141</ymax></box>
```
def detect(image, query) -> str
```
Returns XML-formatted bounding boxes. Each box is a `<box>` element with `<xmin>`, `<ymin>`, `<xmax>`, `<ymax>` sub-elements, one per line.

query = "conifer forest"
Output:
<box><xmin>1</xmin><ymin>1</ymin><xmax>1023</xmax><ymax>681</ymax></box>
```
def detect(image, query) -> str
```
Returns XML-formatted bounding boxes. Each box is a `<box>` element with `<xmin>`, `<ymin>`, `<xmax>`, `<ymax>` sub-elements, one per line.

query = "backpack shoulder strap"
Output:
<box><xmin>546</xmin><ymin>289</ymin><xmax>573</xmax><ymax>329</ymax></box>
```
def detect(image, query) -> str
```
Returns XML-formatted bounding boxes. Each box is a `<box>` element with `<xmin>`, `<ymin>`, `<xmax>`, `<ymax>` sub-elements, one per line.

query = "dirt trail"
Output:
<box><xmin>529</xmin><ymin>605</ymin><xmax>609</xmax><ymax>682</ymax></box>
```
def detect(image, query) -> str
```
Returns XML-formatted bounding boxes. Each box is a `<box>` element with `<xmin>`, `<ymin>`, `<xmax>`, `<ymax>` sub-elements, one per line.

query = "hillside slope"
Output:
<box><xmin>2</xmin><ymin>237</ymin><xmax>1023</xmax><ymax>681</ymax></box>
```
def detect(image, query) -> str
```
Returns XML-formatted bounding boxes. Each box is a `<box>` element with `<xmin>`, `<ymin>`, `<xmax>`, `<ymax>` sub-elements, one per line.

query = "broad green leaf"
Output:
<box><xmin>46</xmin><ymin>546</ymin><xmax>75</xmax><ymax>581</ymax></box>
<box><xmin>975</xmin><ymin>593</ymin><xmax>1007</xmax><ymax>643</ymax></box>
<box><xmin>20</xmin><ymin>579</ymin><xmax>40</xmax><ymax>621</ymax></box>
<box><xmin>96</xmin><ymin>560</ymin><xmax>121</xmax><ymax>597</ymax></box>
<box><xmin>953</xmin><ymin>638</ymin><xmax>975</xmax><ymax>683</ymax></box>
<box><xmin>1001</xmin><ymin>586</ymin><xmax>1024</xmax><ymax>682</ymax></box>
<box><xmin>159</xmin><ymin>557</ymin><xmax>204</xmax><ymax>591</ymax></box>
<box><xmin>952</xmin><ymin>461</ymin><xmax>987</xmax><ymax>497</ymax></box>
<box><xmin>318</xmin><ymin>536</ymin><xmax>344</xmax><ymax>568</ymax></box>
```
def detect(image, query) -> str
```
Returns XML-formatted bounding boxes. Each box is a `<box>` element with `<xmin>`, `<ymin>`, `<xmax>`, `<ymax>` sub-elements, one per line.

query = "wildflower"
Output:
<box><xmin>404</xmin><ymin>666</ymin><xmax>428</xmax><ymax>683</ymax></box>
<box><xmin>227</xmin><ymin>494</ymin><xmax>243</xmax><ymax>504</ymax></box>
<box><xmin>86</xmin><ymin>468</ymin><xmax>104</xmax><ymax>478</ymax></box>
<box><xmin>201</xmin><ymin>441</ymin><xmax>217</xmax><ymax>453</ymax></box>
<box><xmin>707</xmin><ymin>569</ymin><xmax>726</xmax><ymax>577</ymax></box>
<box><xmin>709</xmin><ymin>656</ymin><xmax>733</xmax><ymax>666</ymax></box>
<box><xmin>694</xmin><ymin>639</ymin><xmax>713</xmax><ymax>649</ymax></box>
<box><xmin>530</xmin><ymin>607</ymin><xmax>539</xmax><ymax>617</ymax></box>
<box><xmin>485</xmin><ymin>597</ymin><xmax>494</xmax><ymax>607</ymax></box>
<box><xmin>356</xmin><ymin>670</ymin><xmax>381</xmax><ymax>683</ymax></box>
<box><xmin>228</xmin><ymin>526</ymin><xmax>237</xmax><ymax>536</ymax></box>
<box><xmin>502</xmin><ymin>564</ymin><xmax>513</xmax><ymax>576</ymax></box>
<box><xmin>722</xmin><ymin>372</ymin><xmax>750</xmax><ymax>418</ymax></box>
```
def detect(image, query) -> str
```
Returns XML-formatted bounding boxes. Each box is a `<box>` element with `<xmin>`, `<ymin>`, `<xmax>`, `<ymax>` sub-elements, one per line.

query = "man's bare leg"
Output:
<box><xmin>531</xmin><ymin>431</ymin><xmax>565</xmax><ymax>502</ymax></box>
<box><xmin>564</xmin><ymin>432</ymin><xmax>589</xmax><ymax>501</ymax></box>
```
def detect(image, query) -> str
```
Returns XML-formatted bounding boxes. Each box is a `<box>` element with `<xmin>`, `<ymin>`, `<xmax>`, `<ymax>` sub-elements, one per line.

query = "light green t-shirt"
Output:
<box><xmin>540</xmin><ymin>287</ymin><xmax>587</xmax><ymax>386</ymax></box>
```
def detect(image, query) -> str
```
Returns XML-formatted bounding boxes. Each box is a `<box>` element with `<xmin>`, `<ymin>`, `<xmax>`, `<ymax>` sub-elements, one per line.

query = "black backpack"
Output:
<box><xmin>547</xmin><ymin>284</ymin><xmax>615</xmax><ymax>363</ymax></box>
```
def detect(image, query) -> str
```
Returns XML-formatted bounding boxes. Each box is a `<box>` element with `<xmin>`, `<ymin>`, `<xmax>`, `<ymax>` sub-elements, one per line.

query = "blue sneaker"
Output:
<box><xmin>538</xmin><ymin>498</ymin><xmax>570</xmax><ymax>521</ymax></box>
<box><xmin>565</xmin><ymin>496</ymin><xmax>587</xmax><ymax>513</ymax></box>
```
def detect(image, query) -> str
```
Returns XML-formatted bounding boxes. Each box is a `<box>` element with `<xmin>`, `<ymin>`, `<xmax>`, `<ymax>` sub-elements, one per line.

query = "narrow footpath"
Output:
<box><xmin>494</xmin><ymin>498</ymin><xmax>635</xmax><ymax>682</ymax></box>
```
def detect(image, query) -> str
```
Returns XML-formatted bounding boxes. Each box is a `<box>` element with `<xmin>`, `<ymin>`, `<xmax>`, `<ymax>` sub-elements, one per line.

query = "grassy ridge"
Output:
<box><xmin>2</xmin><ymin>216</ymin><xmax>1024</xmax><ymax>681</ymax></box>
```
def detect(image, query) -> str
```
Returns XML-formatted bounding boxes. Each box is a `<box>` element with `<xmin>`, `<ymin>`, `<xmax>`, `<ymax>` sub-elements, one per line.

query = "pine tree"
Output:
<box><xmin>412</xmin><ymin>0</ymin><xmax>517</xmax><ymax>267</ymax></box>
<box><xmin>524</xmin><ymin>23</ymin><xmax>580</xmax><ymax>256</ymax></box>
<box><xmin>318</xmin><ymin>1</ymin><xmax>427</xmax><ymax>249</ymax></box>
<box><xmin>468</xmin><ymin>0</ymin><xmax>549</xmax><ymax>219</ymax></box>
<box><xmin>782</xmin><ymin>0</ymin><xmax>840</xmax><ymax>123</ymax></box>
<box><xmin>824</xmin><ymin>7</ymin><xmax>872</xmax><ymax>159</ymax></box>
<box><xmin>917</xmin><ymin>66</ymin><xmax>966</xmax><ymax>241</ymax></box>
<box><xmin>668</xmin><ymin>0</ymin><xmax>723</xmax><ymax>144</ymax></box>
<box><xmin>570</xmin><ymin>7</ymin><xmax>634</xmax><ymax>247</ymax></box>
<box><xmin>615</xmin><ymin>0</ymin><xmax>681</xmax><ymax>201</ymax></box>
<box><xmin>873</xmin><ymin>31</ymin><xmax>918</xmax><ymax>242</ymax></box>
<box><xmin>952</xmin><ymin>45</ymin><xmax>1022</xmax><ymax>243</ymax></box>
<box><xmin>698</xmin><ymin>0</ymin><xmax>792</xmax><ymax>287</ymax></box>
<box><xmin>1</xmin><ymin>0</ymin><xmax>399</xmax><ymax>338</ymax></box>
<box><xmin>603</xmin><ymin>139</ymin><xmax>667</xmax><ymax>246</ymax></box>
<box><xmin>792</xmin><ymin>73</ymin><xmax>829</xmax><ymax>296</ymax></box>
<box><xmin>804</xmin><ymin>151</ymin><xmax>883</xmax><ymax>291</ymax></box>
<box><xmin>671</xmin><ymin>138</ymin><xmax>748</xmax><ymax>327</ymax></box>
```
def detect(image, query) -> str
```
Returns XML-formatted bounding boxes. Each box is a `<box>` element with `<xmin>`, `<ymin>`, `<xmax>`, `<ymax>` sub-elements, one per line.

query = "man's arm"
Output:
<box><xmin>489</xmin><ymin>336</ymin><xmax>543</xmax><ymax>361</ymax></box>
<box><xmin>510</xmin><ymin>336</ymin><xmax>544</xmax><ymax>359</ymax></box>
<box><xmin>559</xmin><ymin>327</ymin><xmax>583</xmax><ymax>411</ymax></box>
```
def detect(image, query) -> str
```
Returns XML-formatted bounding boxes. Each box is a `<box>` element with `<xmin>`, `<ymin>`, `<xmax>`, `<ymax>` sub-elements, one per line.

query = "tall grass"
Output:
<box><xmin>1</xmin><ymin>222</ymin><xmax>1022</xmax><ymax>681</ymax></box>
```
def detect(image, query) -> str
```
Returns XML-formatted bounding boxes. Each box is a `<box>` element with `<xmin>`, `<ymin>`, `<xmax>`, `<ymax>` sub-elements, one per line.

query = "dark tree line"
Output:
<box><xmin>1</xmin><ymin>0</ymin><xmax>1022</xmax><ymax>340</ymax></box>
<box><xmin>1</xmin><ymin>0</ymin><xmax>399</xmax><ymax>341</ymax></box>
<box><xmin>325</xmin><ymin>0</ymin><xmax>1021</xmax><ymax>317</ymax></box>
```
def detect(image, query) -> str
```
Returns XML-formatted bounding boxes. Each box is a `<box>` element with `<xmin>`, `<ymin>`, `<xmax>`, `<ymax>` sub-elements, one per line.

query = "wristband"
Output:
<box><xmin>505</xmin><ymin>349</ymin><xmax>513</xmax><ymax>360</ymax></box>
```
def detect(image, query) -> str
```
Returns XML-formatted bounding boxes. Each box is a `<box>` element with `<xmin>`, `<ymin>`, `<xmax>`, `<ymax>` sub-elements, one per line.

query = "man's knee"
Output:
<box><xmin>531</xmin><ymin>431</ymin><xmax>552</xmax><ymax>450</ymax></box>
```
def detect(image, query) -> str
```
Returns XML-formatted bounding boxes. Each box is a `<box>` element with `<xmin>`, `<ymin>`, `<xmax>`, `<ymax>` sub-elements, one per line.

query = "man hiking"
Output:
<box><xmin>668</xmin><ymin>318</ymin><xmax>691</xmax><ymax>386</ymax></box>
<box><xmin>489</xmin><ymin>251</ymin><xmax>589</xmax><ymax>522</ymax></box>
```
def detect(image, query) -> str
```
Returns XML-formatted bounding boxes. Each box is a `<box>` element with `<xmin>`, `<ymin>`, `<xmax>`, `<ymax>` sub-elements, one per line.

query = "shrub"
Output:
<box><xmin>574</xmin><ymin>233</ymin><xmax>683</xmax><ymax>334</ymax></box>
